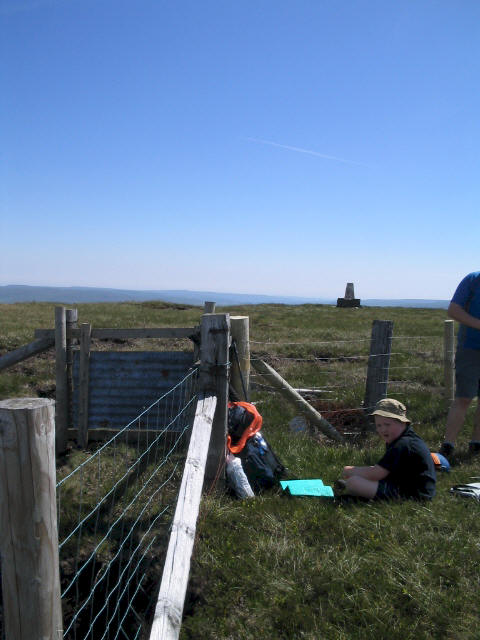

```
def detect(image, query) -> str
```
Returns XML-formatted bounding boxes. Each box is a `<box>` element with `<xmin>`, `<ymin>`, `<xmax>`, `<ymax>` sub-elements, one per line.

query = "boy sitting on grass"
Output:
<box><xmin>336</xmin><ymin>398</ymin><xmax>436</xmax><ymax>500</ymax></box>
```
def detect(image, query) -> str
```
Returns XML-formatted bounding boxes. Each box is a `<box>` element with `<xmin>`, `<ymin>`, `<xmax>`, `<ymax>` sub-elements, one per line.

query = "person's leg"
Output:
<box><xmin>444</xmin><ymin>350</ymin><xmax>480</xmax><ymax>455</ymax></box>
<box><xmin>344</xmin><ymin>475</ymin><xmax>378</xmax><ymax>499</ymax></box>
<box><xmin>468</xmin><ymin>400</ymin><xmax>480</xmax><ymax>454</ymax></box>
<box><xmin>444</xmin><ymin>397</ymin><xmax>473</xmax><ymax>444</ymax></box>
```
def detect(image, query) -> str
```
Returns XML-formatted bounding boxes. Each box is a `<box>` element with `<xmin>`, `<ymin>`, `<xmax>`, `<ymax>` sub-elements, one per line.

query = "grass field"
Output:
<box><xmin>1</xmin><ymin>301</ymin><xmax>480</xmax><ymax>639</ymax></box>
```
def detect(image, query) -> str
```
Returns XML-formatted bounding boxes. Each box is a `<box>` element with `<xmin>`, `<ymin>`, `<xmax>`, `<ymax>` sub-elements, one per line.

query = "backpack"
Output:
<box><xmin>227</xmin><ymin>402</ymin><xmax>286</xmax><ymax>493</ymax></box>
<box><xmin>238</xmin><ymin>432</ymin><xmax>286</xmax><ymax>493</ymax></box>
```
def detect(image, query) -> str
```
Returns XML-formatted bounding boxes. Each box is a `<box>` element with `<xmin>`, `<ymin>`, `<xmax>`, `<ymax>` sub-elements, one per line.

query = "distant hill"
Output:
<box><xmin>0</xmin><ymin>285</ymin><xmax>449</xmax><ymax>309</ymax></box>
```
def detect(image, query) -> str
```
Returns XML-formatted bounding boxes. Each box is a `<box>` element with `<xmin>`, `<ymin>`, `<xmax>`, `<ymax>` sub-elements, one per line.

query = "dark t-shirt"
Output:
<box><xmin>377</xmin><ymin>426</ymin><xmax>436</xmax><ymax>500</ymax></box>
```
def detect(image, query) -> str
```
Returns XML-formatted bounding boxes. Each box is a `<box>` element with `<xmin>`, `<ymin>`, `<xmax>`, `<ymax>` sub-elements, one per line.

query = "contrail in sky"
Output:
<box><xmin>246</xmin><ymin>137</ymin><xmax>370</xmax><ymax>167</ymax></box>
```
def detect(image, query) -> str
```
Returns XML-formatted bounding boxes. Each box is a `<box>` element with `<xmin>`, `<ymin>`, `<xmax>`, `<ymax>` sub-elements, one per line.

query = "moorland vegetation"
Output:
<box><xmin>1</xmin><ymin>302</ymin><xmax>479</xmax><ymax>639</ymax></box>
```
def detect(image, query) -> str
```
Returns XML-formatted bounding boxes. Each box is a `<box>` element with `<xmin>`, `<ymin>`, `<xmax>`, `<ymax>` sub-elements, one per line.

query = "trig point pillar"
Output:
<box><xmin>337</xmin><ymin>282</ymin><xmax>361</xmax><ymax>308</ymax></box>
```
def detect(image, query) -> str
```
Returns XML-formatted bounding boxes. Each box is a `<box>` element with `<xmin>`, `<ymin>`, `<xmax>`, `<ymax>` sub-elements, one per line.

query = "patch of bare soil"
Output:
<box><xmin>311</xmin><ymin>401</ymin><xmax>369</xmax><ymax>445</ymax></box>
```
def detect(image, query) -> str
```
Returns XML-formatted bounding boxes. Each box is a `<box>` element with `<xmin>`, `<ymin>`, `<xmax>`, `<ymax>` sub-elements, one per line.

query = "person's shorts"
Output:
<box><xmin>455</xmin><ymin>349</ymin><xmax>480</xmax><ymax>399</ymax></box>
<box><xmin>375</xmin><ymin>479</ymin><xmax>400</xmax><ymax>500</ymax></box>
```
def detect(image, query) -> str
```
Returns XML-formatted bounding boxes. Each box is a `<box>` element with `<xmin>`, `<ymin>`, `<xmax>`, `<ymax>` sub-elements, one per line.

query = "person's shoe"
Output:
<box><xmin>439</xmin><ymin>442</ymin><xmax>455</xmax><ymax>459</ymax></box>
<box><xmin>333</xmin><ymin>478</ymin><xmax>347</xmax><ymax>496</ymax></box>
<box><xmin>468</xmin><ymin>441</ymin><xmax>480</xmax><ymax>455</ymax></box>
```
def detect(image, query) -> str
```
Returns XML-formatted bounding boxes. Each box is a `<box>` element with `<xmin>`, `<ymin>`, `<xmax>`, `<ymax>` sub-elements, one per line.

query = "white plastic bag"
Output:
<box><xmin>226</xmin><ymin>453</ymin><xmax>254</xmax><ymax>499</ymax></box>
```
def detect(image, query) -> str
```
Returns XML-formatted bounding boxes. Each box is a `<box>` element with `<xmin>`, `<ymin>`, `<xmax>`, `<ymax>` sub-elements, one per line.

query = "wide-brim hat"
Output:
<box><xmin>369</xmin><ymin>398</ymin><xmax>411</xmax><ymax>424</ymax></box>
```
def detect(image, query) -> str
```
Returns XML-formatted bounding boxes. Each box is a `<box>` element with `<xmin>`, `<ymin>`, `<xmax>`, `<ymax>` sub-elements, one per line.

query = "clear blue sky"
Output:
<box><xmin>1</xmin><ymin>0</ymin><xmax>479</xmax><ymax>299</ymax></box>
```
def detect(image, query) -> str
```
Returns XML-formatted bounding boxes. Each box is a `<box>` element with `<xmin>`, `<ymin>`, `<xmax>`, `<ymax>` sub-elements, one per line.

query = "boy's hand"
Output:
<box><xmin>342</xmin><ymin>466</ymin><xmax>355</xmax><ymax>478</ymax></box>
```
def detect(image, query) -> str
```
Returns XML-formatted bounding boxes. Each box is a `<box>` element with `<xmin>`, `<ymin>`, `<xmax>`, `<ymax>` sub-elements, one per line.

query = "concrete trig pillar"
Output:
<box><xmin>345</xmin><ymin>283</ymin><xmax>355</xmax><ymax>299</ymax></box>
<box><xmin>337</xmin><ymin>282</ymin><xmax>361</xmax><ymax>308</ymax></box>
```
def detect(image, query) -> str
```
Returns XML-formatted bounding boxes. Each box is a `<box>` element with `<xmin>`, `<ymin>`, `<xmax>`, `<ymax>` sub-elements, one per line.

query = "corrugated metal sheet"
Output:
<box><xmin>73</xmin><ymin>351</ymin><xmax>195</xmax><ymax>431</ymax></box>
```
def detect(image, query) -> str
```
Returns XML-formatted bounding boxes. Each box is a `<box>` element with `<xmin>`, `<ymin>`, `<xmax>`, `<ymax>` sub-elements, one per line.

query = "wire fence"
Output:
<box><xmin>56</xmin><ymin>367</ymin><xmax>199</xmax><ymax>640</ymax></box>
<box><xmin>250</xmin><ymin>333</ymin><xmax>445</xmax><ymax>416</ymax></box>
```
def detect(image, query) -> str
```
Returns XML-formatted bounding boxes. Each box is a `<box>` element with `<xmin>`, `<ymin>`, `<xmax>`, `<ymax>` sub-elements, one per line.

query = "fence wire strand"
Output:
<box><xmin>250</xmin><ymin>332</ymin><xmax>444</xmax><ymax>416</ymax></box>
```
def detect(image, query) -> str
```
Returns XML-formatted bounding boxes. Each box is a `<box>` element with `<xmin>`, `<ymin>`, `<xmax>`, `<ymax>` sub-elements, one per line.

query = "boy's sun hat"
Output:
<box><xmin>369</xmin><ymin>398</ymin><xmax>411</xmax><ymax>424</ymax></box>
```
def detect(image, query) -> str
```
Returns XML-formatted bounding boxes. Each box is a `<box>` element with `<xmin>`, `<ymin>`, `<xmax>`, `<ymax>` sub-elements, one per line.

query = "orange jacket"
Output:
<box><xmin>227</xmin><ymin>401</ymin><xmax>263</xmax><ymax>454</ymax></box>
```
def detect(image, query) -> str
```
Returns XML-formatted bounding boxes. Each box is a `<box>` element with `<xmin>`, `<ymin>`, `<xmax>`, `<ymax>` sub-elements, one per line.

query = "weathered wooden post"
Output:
<box><xmin>251</xmin><ymin>359</ymin><xmax>344</xmax><ymax>442</ymax></box>
<box><xmin>203</xmin><ymin>301</ymin><xmax>216</xmax><ymax>313</ymax></box>
<box><xmin>200</xmin><ymin>313</ymin><xmax>230</xmax><ymax>487</ymax></box>
<box><xmin>149</xmin><ymin>395</ymin><xmax>217</xmax><ymax>640</ymax></box>
<box><xmin>66</xmin><ymin>308</ymin><xmax>78</xmax><ymax>430</ymax></box>
<box><xmin>55</xmin><ymin>306</ymin><xmax>68</xmax><ymax>454</ymax></box>
<box><xmin>77</xmin><ymin>322</ymin><xmax>92</xmax><ymax>448</ymax></box>
<box><xmin>0</xmin><ymin>336</ymin><xmax>55</xmax><ymax>372</ymax></box>
<box><xmin>444</xmin><ymin>319</ymin><xmax>455</xmax><ymax>402</ymax></box>
<box><xmin>364</xmin><ymin>320</ymin><xmax>394</xmax><ymax>428</ymax></box>
<box><xmin>0</xmin><ymin>398</ymin><xmax>63</xmax><ymax>640</ymax></box>
<box><xmin>230</xmin><ymin>316</ymin><xmax>250</xmax><ymax>401</ymax></box>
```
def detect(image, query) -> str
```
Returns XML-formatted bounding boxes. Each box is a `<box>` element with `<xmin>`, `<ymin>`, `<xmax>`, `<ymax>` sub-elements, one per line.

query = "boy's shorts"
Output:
<box><xmin>455</xmin><ymin>349</ymin><xmax>480</xmax><ymax>399</ymax></box>
<box><xmin>375</xmin><ymin>479</ymin><xmax>400</xmax><ymax>500</ymax></box>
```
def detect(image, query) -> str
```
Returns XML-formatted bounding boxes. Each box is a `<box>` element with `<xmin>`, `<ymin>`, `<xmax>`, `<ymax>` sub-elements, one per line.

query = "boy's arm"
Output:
<box><xmin>342</xmin><ymin>465</ymin><xmax>389</xmax><ymax>481</ymax></box>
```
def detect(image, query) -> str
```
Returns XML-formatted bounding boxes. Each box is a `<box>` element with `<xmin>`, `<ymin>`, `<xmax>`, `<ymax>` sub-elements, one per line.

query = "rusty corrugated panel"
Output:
<box><xmin>73</xmin><ymin>351</ymin><xmax>195</xmax><ymax>431</ymax></box>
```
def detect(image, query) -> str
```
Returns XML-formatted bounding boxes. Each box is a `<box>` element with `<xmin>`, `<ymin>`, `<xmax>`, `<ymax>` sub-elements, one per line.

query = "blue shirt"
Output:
<box><xmin>451</xmin><ymin>272</ymin><xmax>480</xmax><ymax>350</ymax></box>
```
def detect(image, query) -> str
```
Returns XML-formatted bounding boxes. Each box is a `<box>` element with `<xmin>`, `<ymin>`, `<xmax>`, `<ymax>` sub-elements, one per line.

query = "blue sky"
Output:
<box><xmin>1</xmin><ymin>0</ymin><xmax>479</xmax><ymax>299</ymax></box>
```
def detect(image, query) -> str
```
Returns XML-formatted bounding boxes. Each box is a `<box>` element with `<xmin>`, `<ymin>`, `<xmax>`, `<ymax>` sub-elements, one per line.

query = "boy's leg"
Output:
<box><xmin>344</xmin><ymin>476</ymin><xmax>378</xmax><ymax>499</ymax></box>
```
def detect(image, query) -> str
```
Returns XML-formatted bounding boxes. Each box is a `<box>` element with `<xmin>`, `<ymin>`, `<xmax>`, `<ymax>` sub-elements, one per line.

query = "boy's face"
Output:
<box><xmin>374</xmin><ymin>415</ymin><xmax>407</xmax><ymax>444</ymax></box>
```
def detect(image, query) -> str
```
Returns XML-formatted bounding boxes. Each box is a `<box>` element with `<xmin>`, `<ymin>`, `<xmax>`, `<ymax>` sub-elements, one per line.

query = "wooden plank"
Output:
<box><xmin>0</xmin><ymin>398</ymin><xmax>63</xmax><ymax>640</ymax></box>
<box><xmin>149</xmin><ymin>394</ymin><xmax>217</xmax><ymax>640</ymax></box>
<box><xmin>200</xmin><ymin>313</ymin><xmax>230</xmax><ymax>486</ymax></box>
<box><xmin>251</xmin><ymin>358</ymin><xmax>345</xmax><ymax>443</ymax></box>
<box><xmin>55</xmin><ymin>306</ymin><xmax>68</xmax><ymax>454</ymax></box>
<box><xmin>77</xmin><ymin>322</ymin><xmax>91</xmax><ymax>448</ymax></box>
<box><xmin>0</xmin><ymin>336</ymin><xmax>54</xmax><ymax>371</ymax></box>
<box><xmin>35</xmin><ymin>327</ymin><xmax>197</xmax><ymax>340</ymax></box>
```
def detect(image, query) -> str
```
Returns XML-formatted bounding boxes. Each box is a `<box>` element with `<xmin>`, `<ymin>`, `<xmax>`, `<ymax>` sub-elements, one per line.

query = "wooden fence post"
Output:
<box><xmin>444</xmin><ymin>319</ymin><xmax>455</xmax><ymax>402</ymax></box>
<box><xmin>364</xmin><ymin>320</ymin><xmax>394</xmax><ymax>428</ymax></box>
<box><xmin>200</xmin><ymin>313</ymin><xmax>230</xmax><ymax>487</ymax></box>
<box><xmin>230</xmin><ymin>316</ymin><xmax>250</xmax><ymax>401</ymax></box>
<box><xmin>66</xmin><ymin>308</ymin><xmax>78</xmax><ymax>430</ymax></box>
<box><xmin>55</xmin><ymin>306</ymin><xmax>68</xmax><ymax>454</ymax></box>
<box><xmin>0</xmin><ymin>398</ymin><xmax>63</xmax><ymax>640</ymax></box>
<box><xmin>78</xmin><ymin>322</ymin><xmax>91</xmax><ymax>448</ymax></box>
<box><xmin>203</xmin><ymin>301</ymin><xmax>216</xmax><ymax>313</ymax></box>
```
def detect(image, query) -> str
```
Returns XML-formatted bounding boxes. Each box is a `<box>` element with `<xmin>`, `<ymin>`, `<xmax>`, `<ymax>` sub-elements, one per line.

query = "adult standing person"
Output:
<box><xmin>440</xmin><ymin>271</ymin><xmax>480</xmax><ymax>460</ymax></box>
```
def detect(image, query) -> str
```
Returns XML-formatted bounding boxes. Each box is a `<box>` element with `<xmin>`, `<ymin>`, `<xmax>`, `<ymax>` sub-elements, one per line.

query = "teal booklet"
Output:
<box><xmin>280</xmin><ymin>479</ymin><xmax>334</xmax><ymax>498</ymax></box>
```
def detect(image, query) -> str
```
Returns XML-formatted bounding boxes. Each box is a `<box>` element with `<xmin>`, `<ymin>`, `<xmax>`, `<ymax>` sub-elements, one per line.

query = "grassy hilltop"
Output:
<box><xmin>1</xmin><ymin>302</ymin><xmax>479</xmax><ymax>638</ymax></box>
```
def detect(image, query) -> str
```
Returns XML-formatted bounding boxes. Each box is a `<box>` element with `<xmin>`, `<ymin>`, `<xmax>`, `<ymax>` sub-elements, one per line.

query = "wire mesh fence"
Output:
<box><xmin>56</xmin><ymin>367</ymin><xmax>199</xmax><ymax>640</ymax></box>
<box><xmin>250</xmin><ymin>333</ymin><xmax>445</xmax><ymax>416</ymax></box>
